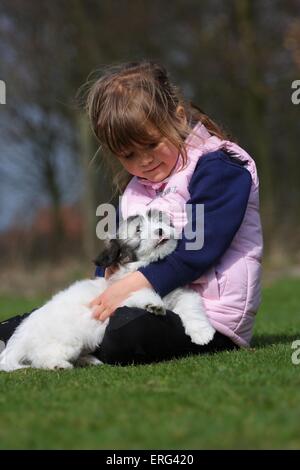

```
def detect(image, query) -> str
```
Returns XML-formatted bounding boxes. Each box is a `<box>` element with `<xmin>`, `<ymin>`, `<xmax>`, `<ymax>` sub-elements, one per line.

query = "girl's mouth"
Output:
<box><xmin>145</xmin><ymin>163</ymin><xmax>161</xmax><ymax>172</ymax></box>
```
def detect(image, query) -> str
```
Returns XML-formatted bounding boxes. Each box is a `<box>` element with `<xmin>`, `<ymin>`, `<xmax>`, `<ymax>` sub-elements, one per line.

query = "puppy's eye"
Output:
<box><xmin>136</xmin><ymin>225</ymin><xmax>141</xmax><ymax>233</ymax></box>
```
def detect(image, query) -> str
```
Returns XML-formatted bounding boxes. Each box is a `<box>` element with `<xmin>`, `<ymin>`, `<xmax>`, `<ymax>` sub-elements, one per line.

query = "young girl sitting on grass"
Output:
<box><xmin>0</xmin><ymin>60</ymin><xmax>263</xmax><ymax>366</ymax></box>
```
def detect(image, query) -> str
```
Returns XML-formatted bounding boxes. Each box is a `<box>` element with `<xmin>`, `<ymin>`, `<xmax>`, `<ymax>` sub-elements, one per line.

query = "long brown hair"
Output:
<box><xmin>83</xmin><ymin>60</ymin><xmax>229</xmax><ymax>194</ymax></box>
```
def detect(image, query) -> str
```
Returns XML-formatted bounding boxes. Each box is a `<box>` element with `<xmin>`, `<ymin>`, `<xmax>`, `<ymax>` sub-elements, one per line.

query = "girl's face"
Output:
<box><xmin>117</xmin><ymin>136</ymin><xmax>179</xmax><ymax>182</ymax></box>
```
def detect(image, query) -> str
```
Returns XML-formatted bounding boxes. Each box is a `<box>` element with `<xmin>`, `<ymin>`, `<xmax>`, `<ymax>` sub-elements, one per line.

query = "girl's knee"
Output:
<box><xmin>94</xmin><ymin>307</ymin><xmax>162</xmax><ymax>365</ymax></box>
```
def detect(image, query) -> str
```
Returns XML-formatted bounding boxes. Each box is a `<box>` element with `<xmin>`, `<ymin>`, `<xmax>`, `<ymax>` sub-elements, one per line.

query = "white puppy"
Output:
<box><xmin>0</xmin><ymin>209</ymin><xmax>215</xmax><ymax>371</ymax></box>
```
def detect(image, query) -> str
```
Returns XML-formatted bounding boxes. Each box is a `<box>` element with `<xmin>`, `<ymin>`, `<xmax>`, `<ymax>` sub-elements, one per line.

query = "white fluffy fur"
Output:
<box><xmin>0</xmin><ymin>209</ymin><xmax>215</xmax><ymax>371</ymax></box>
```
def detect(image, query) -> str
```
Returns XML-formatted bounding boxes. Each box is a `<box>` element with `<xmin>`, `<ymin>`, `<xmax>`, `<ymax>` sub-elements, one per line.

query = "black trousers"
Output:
<box><xmin>0</xmin><ymin>307</ymin><xmax>238</xmax><ymax>366</ymax></box>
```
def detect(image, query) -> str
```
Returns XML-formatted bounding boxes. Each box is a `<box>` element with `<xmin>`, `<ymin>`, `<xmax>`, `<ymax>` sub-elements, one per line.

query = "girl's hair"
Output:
<box><xmin>84</xmin><ymin>60</ymin><xmax>230</xmax><ymax>194</ymax></box>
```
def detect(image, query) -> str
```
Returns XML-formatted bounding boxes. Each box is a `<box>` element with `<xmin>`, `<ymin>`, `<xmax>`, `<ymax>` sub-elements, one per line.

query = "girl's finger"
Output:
<box><xmin>104</xmin><ymin>268</ymin><xmax>112</xmax><ymax>280</ymax></box>
<box><xmin>99</xmin><ymin>308</ymin><xmax>113</xmax><ymax>322</ymax></box>
<box><xmin>91</xmin><ymin>305</ymin><xmax>104</xmax><ymax>319</ymax></box>
<box><xmin>89</xmin><ymin>296</ymin><xmax>102</xmax><ymax>308</ymax></box>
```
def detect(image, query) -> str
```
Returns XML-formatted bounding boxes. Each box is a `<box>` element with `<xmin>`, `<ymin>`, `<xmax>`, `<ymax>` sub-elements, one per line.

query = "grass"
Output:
<box><xmin>0</xmin><ymin>278</ymin><xmax>300</xmax><ymax>449</ymax></box>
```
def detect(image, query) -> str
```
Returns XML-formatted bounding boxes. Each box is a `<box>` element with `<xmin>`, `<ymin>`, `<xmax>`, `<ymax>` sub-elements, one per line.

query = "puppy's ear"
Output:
<box><xmin>93</xmin><ymin>239</ymin><xmax>121</xmax><ymax>268</ymax></box>
<box><xmin>117</xmin><ymin>244</ymin><xmax>137</xmax><ymax>265</ymax></box>
<box><xmin>93</xmin><ymin>239</ymin><xmax>137</xmax><ymax>268</ymax></box>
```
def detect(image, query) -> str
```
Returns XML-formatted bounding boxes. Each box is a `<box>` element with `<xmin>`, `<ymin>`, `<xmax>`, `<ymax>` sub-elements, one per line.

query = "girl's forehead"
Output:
<box><xmin>118</xmin><ymin>127</ymin><xmax>162</xmax><ymax>155</ymax></box>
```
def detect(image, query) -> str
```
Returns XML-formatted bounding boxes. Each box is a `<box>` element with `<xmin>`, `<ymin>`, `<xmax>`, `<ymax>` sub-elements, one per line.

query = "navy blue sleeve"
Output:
<box><xmin>138</xmin><ymin>150</ymin><xmax>252</xmax><ymax>297</ymax></box>
<box><xmin>95</xmin><ymin>266</ymin><xmax>105</xmax><ymax>278</ymax></box>
<box><xmin>94</xmin><ymin>204</ymin><xmax>121</xmax><ymax>277</ymax></box>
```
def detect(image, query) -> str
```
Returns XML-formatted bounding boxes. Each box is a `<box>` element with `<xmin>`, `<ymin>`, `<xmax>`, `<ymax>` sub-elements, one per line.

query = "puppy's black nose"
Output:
<box><xmin>156</xmin><ymin>228</ymin><xmax>164</xmax><ymax>237</ymax></box>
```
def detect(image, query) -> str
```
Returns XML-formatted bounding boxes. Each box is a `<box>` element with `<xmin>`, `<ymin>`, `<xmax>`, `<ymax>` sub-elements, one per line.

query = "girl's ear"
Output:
<box><xmin>93</xmin><ymin>239</ymin><xmax>137</xmax><ymax>268</ymax></box>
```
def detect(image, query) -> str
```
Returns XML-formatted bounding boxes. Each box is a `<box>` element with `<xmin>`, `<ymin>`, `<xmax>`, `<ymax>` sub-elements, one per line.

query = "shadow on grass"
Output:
<box><xmin>252</xmin><ymin>333</ymin><xmax>300</xmax><ymax>348</ymax></box>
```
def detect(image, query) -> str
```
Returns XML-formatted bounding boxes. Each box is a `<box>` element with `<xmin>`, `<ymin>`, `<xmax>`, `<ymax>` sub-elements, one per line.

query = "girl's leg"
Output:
<box><xmin>94</xmin><ymin>306</ymin><xmax>238</xmax><ymax>365</ymax></box>
<box><xmin>0</xmin><ymin>309</ymin><xmax>38</xmax><ymax>349</ymax></box>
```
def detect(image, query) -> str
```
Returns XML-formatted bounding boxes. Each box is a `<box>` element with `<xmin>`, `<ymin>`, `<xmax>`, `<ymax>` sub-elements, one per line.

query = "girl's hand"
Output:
<box><xmin>89</xmin><ymin>271</ymin><xmax>152</xmax><ymax>321</ymax></box>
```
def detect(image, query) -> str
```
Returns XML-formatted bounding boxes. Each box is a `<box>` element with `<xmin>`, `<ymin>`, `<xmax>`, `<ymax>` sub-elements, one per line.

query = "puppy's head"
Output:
<box><xmin>94</xmin><ymin>209</ymin><xmax>178</xmax><ymax>268</ymax></box>
<box><xmin>135</xmin><ymin>209</ymin><xmax>178</xmax><ymax>262</ymax></box>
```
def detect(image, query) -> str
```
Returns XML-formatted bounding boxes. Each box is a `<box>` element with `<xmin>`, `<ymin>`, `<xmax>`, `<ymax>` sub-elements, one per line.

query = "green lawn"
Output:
<box><xmin>0</xmin><ymin>278</ymin><xmax>300</xmax><ymax>449</ymax></box>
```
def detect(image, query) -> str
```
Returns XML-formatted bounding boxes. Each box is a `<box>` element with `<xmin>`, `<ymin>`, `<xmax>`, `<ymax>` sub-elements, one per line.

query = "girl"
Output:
<box><xmin>0</xmin><ymin>60</ymin><xmax>263</xmax><ymax>366</ymax></box>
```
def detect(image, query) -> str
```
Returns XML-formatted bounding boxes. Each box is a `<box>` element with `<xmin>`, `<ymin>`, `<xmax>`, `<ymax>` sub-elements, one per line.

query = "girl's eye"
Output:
<box><xmin>148</xmin><ymin>142</ymin><xmax>159</xmax><ymax>150</ymax></box>
<box><xmin>123</xmin><ymin>152</ymin><xmax>134</xmax><ymax>159</ymax></box>
<box><xmin>136</xmin><ymin>225</ymin><xmax>141</xmax><ymax>233</ymax></box>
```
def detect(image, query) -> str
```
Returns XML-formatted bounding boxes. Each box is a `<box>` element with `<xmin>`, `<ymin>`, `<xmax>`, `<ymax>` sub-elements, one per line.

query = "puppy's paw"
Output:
<box><xmin>76</xmin><ymin>355</ymin><xmax>103</xmax><ymax>367</ymax></box>
<box><xmin>187</xmin><ymin>324</ymin><xmax>216</xmax><ymax>346</ymax></box>
<box><xmin>145</xmin><ymin>304</ymin><xmax>166</xmax><ymax>316</ymax></box>
<box><xmin>38</xmin><ymin>360</ymin><xmax>74</xmax><ymax>370</ymax></box>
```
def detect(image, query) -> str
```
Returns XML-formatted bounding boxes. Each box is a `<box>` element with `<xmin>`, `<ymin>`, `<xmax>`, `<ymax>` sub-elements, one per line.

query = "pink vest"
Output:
<box><xmin>120</xmin><ymin>122</ymin><xmax>263</xmax><ymax>348</ymax></box>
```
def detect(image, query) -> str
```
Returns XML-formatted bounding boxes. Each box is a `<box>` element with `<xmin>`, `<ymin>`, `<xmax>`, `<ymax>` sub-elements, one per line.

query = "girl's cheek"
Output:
<box><xmin>122</xmin><ymin>160</ymin><xmax>139</xmax><ymax>175</ymax></box>
<box><xmin>119</xmin><ymin>158</ymin><xmax>133</xmax><ymax>170</ymax></box>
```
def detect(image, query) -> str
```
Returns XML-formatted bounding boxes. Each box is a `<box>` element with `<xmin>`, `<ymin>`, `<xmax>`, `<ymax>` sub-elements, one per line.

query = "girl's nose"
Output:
<box><xmin>139</xmin><ymin>152</ymin><xmax>154</xmax><ymax>167</ymax></box>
